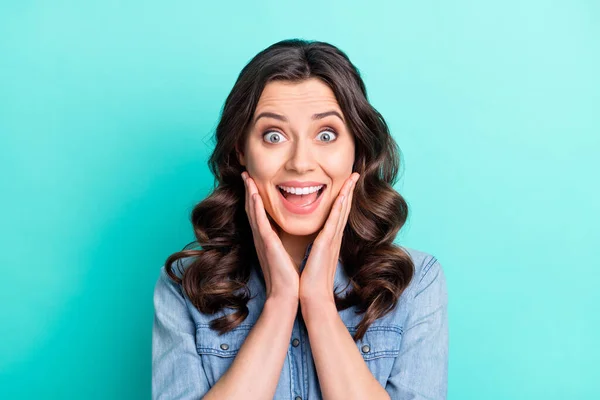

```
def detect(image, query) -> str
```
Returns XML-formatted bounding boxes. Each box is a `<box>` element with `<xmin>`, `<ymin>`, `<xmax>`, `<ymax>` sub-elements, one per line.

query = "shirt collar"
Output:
<box><xmin>299</xmin><ymin>240</ymin><xmax>314</xmax><ymax>273</ymax></box>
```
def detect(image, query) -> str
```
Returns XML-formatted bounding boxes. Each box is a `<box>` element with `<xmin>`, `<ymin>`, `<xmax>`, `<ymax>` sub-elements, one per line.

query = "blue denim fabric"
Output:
<box><xmin>152</xmin><ymin>244</ymin><xmax>448</xmax><ymax>399</ymax></box>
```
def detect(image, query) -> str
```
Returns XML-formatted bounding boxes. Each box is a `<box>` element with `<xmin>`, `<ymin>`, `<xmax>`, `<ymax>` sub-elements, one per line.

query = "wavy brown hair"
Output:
<box><xmin>164</xmin><ymin>38</ymin><xmax>414</xmax><ymax>341</ymax></box>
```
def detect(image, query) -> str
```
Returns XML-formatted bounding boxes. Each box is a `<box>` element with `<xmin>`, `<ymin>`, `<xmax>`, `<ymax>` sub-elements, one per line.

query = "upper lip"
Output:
<box><xmin>277</xmin><ymin>181</ymin><xmax>326</xmax><ymax>188</ymax></box>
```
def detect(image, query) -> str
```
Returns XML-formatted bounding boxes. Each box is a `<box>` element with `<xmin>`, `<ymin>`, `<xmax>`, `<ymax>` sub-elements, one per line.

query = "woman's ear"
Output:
<box><xmin>235</xmin><ymin>145</ymin><xmax>246</xmax><ymax>167</ymax></box>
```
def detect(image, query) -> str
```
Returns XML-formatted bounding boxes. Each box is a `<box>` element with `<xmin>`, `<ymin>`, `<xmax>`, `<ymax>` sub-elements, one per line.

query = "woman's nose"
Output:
<box><xmin>285</xmin><ymin>139</ymin><xmax>316</xmax><ymax>173</ymax></box>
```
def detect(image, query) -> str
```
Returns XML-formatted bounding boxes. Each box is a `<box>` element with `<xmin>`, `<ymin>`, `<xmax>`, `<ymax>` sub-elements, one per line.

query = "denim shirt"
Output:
<box><xmin>152</xmin><ymin>244</ymin><xmax>448</xmax><ymax>399</ymax></box>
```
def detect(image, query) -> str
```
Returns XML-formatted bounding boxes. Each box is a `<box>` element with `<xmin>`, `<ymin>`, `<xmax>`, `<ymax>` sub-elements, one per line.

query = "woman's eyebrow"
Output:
<box><xmin>253</xmin><ymin>110</ymin><xmax>345</xmax><ymax>125</ymax></box>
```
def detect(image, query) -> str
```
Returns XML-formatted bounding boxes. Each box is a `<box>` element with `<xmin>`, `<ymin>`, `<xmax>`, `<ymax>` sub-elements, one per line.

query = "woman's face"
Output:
<box><xmin>237</xmin><ymin>78</ymin><xmax>356</xmax><ymax>237</ymax></box>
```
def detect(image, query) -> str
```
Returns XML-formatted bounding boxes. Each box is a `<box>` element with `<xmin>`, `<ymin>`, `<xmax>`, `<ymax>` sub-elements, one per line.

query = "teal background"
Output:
<box><xmin>1</xmin><ymin>1</ymin><xmax>598</xmax><ymax>399</ymax></box>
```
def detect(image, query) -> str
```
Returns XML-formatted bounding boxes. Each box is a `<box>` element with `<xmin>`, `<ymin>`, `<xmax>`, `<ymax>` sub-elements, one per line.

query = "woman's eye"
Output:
<box><xmin>262</xmin><ymin>128</ymin><xmax>338</xmax><ymax>144</ymax></box>
<box><xmin>317</xmin><ymin>128</ymin><xmax>337</xmax><ymax>142</ymax></box>
<box><xmin>263</xmin><ymin>131</ymin><xmax>288</xmax><ymax>144</ymax></box>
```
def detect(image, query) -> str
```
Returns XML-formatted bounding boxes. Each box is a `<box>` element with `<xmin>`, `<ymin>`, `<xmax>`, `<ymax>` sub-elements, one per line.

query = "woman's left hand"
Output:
<box><xmin>299</xmin><ymin>172</ymin><xmax>360</xmax><ymax>306</ymax></box>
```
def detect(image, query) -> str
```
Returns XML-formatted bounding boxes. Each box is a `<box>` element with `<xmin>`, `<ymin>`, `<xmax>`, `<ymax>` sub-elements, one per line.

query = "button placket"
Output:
<box><xmin>289</xmin><ymin>315</ymin><xmax>306</xmax><ymax>400</ymax></box>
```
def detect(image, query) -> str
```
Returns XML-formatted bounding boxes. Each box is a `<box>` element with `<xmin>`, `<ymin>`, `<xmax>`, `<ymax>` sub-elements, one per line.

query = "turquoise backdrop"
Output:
<box><xmin>1</xmin><ymin>1</ymin><xmax>598</xmax><ymax>399</ymax></box>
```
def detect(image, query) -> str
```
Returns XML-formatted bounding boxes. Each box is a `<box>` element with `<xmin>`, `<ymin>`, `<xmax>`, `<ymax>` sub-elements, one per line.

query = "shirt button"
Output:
<box><xmin>361</xmin><ymin>345</ymin><xmax>370</xmax><ymax>353</ymax></box>
<box><xmin>295</xmin><ymin>396</ymin><xmax>302</xmax><ymax>400</ymax></box>
<box><xmin>220</xmin><ymin>343</ymin><xmax>229</xmax><ymax>350</ymax></box>
<box><xmin>292</xmin><ymin>338</ymin><xmax>300</xmax><ymax>347</ymax></box>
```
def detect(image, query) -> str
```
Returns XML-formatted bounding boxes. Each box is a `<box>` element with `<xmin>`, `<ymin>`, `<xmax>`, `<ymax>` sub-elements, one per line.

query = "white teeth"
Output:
<box><xmin>278</xmin><ymin>185</ymin><xmax>324</xmax><ymax>195</ymax></box>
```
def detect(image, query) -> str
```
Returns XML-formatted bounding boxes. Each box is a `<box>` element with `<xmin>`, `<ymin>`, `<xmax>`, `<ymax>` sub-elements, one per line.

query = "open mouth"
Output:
<box><xmin>277</xmin><ymin>185</ymin><xmax>326</xmax><ymax>208</ymax></box>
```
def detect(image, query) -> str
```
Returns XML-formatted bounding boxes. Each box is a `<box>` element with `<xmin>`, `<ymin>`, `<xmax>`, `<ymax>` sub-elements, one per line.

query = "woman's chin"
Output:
<box><xmin>273</xmin><ymin>217</ymin><xmax>322</xmax><ymax>237</ymax></box>
<box><xmin>281</xmin><ymin>226</ymin><xmax>319</xmax><ymax>237</ymax></box>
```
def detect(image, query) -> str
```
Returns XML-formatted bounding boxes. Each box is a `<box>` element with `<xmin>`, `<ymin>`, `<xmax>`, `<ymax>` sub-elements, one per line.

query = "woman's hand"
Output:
<box><xmin>242</xmin><ymin>171</ymin><xmax>300</xmax><ymax>304</ymax></box>
<box><xmin>299</xmin><ymin>172</ymin><xmax>360</xmax><ymax>306</ymax></box>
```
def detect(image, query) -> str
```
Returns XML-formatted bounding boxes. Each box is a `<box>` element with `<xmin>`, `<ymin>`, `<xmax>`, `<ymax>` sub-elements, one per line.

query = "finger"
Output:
<box><xmin>320</xmin><ymin>179</ymin><xmax>351</xmax><ymax>242</ymax></box>
<box><xmin>246</xmin><ymin>177</ymin><xmax>265</xmax><ymax>233</ymax></box>
<box><xmin>335</xmin><ymin>174</ymin><xmax>358</xmax><ymax>242</ymax></box>
<box><xmin>244</xmin><ymin>174</ymin><xmax>259</xmax><ymax>238</ymax></box>
<box><xmin>266</xmin><ymin>213</ymin><xmax>281</xmax><ymax>236</ymax></box>
<box><xmin>247</xmin><ymin>176</ymin><xmax>278</xmax><ymax>244</ymax></box>
<box><xmin>334</xmin><ymin>174</ymin><xmax>356</xmax><ymax>239</ymax></box>
<box><xmin>249</xmin><ymin>183</ymin><xmax>262</xmax><ymax>241</ymax></box>
<box><xmin>243</xmin><ymin>172</ymin><xmax>251</xmax><ymax>217</ymax></box>
<box><xmin>252</xmin><ymin>188</ymin><xmax>276</xmax><ymax>242</ymax></box>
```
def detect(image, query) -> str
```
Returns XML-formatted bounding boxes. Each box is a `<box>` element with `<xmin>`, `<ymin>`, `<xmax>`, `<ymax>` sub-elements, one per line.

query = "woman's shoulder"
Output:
<box><xmin>158</xmin><ymin>254</ymin><xmax>197</xmax><ymax>279</ymax></box>
<box><xmin>399</xmin><ymin>245</ymin><xmax>440</xmax><ymax>276</ymax></box>
<box><xmin>154</xmin><ymin>255</ymin><xmax>199</xmax><ymax>305</ymax></box>
<box><xmin>397</xmin><ymin>245</ymin><xmax>446</xmax><ymax>299</ymax></box>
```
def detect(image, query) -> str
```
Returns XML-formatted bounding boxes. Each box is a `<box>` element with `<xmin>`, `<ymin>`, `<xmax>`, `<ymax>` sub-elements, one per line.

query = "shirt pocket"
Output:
<box><xmin>195</xmin><ymin>323</ymin><xmax>253</xmax><ymax>387</ymax></box>
<box><xmin>348</xmin><ymin>324</ymin><xmax>403</xmax><ymax>387</ymax></box>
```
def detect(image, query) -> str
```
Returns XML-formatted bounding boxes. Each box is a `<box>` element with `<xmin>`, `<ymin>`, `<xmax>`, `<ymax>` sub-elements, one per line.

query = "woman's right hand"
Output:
<box><xmin>242</xmin><ymin>171</ymin><xmax>299</xmax><ymax>303</ymax></box>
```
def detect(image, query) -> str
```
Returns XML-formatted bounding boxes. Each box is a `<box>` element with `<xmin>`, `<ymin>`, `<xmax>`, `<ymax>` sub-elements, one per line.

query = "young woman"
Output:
<box><xmin>152</xmin><ymin>39</ymin><xmax>448</xmax><ymax>400</ymax></box>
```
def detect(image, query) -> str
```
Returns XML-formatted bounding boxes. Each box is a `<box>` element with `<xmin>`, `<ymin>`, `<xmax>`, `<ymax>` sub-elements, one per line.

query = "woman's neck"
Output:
<box><xmin>277</xmin><ymin>230</ymin><xmax>317</xmax><ymax>272</ymax></box>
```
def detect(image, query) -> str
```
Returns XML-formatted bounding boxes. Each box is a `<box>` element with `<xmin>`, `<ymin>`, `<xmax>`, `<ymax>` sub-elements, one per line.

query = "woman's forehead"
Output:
<box><xmin>256</xmin><ymin>78</ymin><xmax>339</xmax><ymax>109</ymax></box>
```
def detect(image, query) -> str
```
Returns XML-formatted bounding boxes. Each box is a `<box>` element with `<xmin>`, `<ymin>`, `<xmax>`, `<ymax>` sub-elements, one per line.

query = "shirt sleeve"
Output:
<box><xmin>385</xmin><ymin>258</ymin><xmax>449</xmax><ymax>400</ymax></box>
<box><xmin>152</xmin><ymin>266</ymin><xmax>211</xmax><ymax>399</ymax></box>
